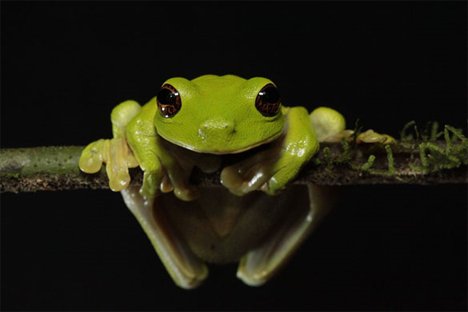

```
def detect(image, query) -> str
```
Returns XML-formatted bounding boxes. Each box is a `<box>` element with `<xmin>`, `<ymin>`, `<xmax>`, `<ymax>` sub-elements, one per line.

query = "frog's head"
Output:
<box><xmin>154</xmin><ymin>75</ymin><xmax>285</xmax><ymax>154</ymax></box>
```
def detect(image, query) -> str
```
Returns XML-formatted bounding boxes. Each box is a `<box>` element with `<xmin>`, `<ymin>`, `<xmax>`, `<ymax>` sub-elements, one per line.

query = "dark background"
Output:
<box><xmin>1</xmin><ymin>2</ymin><xmax>466</xmax><ymax>311</ymax></box>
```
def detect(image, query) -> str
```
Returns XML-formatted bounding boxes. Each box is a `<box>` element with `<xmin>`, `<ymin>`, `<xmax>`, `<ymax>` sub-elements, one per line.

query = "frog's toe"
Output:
<box><xmin>321</xmin><ymin>129</ymin><xmax>395</xmax><ymax>145</ymax></box>
<box><xmin>262</xmin><ymin>163</ymin><xmax>300</xmax><ymax>196</ymax></box>
<box><xmin>173</xmin><ymin>186</ymin><xmax>199</xmax><ymax>202</ymax></box>
<box><xmin>79</xmin><ymin>139</ymin><xmax>106</xmax><ymax>173</ymax></box>
<box><xmin>80</xmin><ymin>135</ymin><xmax>140</xmax><ymax>192</ymax></box>
<box><xmin>320</xmin><ymin>129</ymin><xmax>355</xmax><ymax>143</ymax></box>
<box><xmin>356</xmin><ymin>130</ymin><xmax>395</xmax><ymax>145</ymax></box>
<box><xmin>163</xmin><ymin>162</ymin><xmax>200</xmax><ymax>201</ymax></box>
<box><xmin>167</xmin><ymin>171</ymin><xmax>199</xmax><ymax>201</ymax></box>
<box><xmin>140</xmin><ymin>171</ymin><xmax>163</xmax><ymax>198</ymax></box>
<box><xmin>262</xmin><ymin>175</ymin><xmax>286</xmax><ymax>196</ymax></box>
<box><xmin>140</xmin><ymin>169</ymin><xmax>198</xmax><ymax>200</ymax></box>
<box><xmin>126</xmin><ymin>151</ymin><xmax>139</xmax><ymax>168</ymax></box>
<box><xmin>107</xmin><ymin>166</ymin><xmax>131</xmax><ymax>192</ymax></box>
<box><xmin>104</xmin><ymin>138</ymin><xmax>134</xmax><ymax>191</ymax></box>
<box><xmin>220</xmin><ymin>162</ymin><xmax>271</xmax><ymax>196</ymax></box>
<box><xmin>220</xmin><ymin>156</ymin><xmax>299</xmax><ymax>197</ymax></box>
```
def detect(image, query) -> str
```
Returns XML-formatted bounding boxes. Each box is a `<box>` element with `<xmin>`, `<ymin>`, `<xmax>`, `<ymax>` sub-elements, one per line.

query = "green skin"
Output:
<box><xmin>80</xmin><ymin>75</ymin><xmax>391</xmax><ymax>289</ymax></box>
<box><xmin>131</xmin><ymin>75</ymin><xmax>320</xmax><ymax>200</ymax></box>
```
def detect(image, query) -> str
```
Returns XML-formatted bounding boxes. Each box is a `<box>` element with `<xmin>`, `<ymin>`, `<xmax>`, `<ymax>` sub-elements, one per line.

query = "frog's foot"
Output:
<box><xmin>220</xmin><ymin>146</ymin><xmax>279</xmax><ymax>196</ymax></box>
<box><xmin>237</xmin><ymin>184</ymin><xmax>335</xmax><ymax>286</ymax></box>
<box><xmin>79</xmin><ymin>137</ymin><xmax>139</xmax><ymax>191</ymax></box>
<box><xmin>322</xmin><ymin>129</ymin><xmax>395</xmax><ymax>145</ymax></box>
<box><xmin>138</xmin><ymin>137</ymin><xmax>204</xmax><ymax>201</ymax></box>
<box><xmin>79</xmin><ymin>100</ymin><xmax>141</xmax><ymax>191</ymax></box>
<box><xmin>140</xmin><ymin>164</ymin><xmax>199</xmax><ymax>202</ymax></box>
<box><xmin>219</xmin><ymin>139</ymin><xmax>305</xmax><ymax>196</ymax></box>
<box><xmin>309</xmin><ymin>106</ymin><xmax>395</xmax><ymax>145</ymax></box>
<box><xmin>122</xmin><ymin>184</ymin><xmax>208</xmax><ymax>289</ymax></box>
<box><xmin>355</xmin><ymin>129</ymin><xmax>395</xmax><ymax>144</ymax></box>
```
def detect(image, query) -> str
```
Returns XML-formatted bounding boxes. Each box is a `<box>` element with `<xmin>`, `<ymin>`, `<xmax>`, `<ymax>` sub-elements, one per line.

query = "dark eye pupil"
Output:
<box><xmin>260</xmin><ymin>87</ymin><xmax>280</xmax><ymax>104</ymax></box>
<box><xmin>255</xmin><ymin>83</ymin><xmax>281</xmax><ymax>117</ymax></box>
<box><xmin>157</xmin><ymin>84</ymin><xmax>182</xmax><ymax>118</ymax></box>
<box><xmin>157</xmin><ymin>88</ymin><xmax>176</xmax><ymax>105</ymax></box>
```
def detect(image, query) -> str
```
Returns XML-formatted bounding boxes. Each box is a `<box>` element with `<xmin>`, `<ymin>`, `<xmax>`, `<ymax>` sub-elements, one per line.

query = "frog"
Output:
<box><xmin>79</xmin><ymin>74</ymin><xmax>393</xmax><ymax>289</ymax></box>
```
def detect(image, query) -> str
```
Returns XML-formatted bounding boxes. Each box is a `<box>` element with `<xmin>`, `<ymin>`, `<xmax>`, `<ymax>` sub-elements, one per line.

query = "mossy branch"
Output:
<box><xmin>1</xmin><ymin>139</ymin><xmax>467</xmax><ymax>194</ymax></box>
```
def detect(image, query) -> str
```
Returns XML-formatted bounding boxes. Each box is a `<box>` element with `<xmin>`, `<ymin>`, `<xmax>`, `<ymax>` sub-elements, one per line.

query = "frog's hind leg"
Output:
<box><xmin>121</xmin><ymin>184</ymin><xmax>208</xmax><ymax>289</ymax></box>
<box><xmin>237</xmin><ymin>184</ymin><xmax>335</xmax><ymax>286</ymax></box>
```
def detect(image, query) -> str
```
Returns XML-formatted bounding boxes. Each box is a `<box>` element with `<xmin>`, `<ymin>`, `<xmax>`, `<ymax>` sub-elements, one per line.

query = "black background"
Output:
<box><xmin>1</xmin><ymin>2</ymin><xmax>467</xmax><ymax>311</ymax></box>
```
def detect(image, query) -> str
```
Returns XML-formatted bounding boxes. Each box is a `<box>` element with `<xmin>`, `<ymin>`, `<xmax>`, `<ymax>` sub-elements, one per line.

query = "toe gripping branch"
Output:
<box><xmin>79</xmin><ymin>101</ymin><xmax>142</xmax><ymax>191</ymax></box>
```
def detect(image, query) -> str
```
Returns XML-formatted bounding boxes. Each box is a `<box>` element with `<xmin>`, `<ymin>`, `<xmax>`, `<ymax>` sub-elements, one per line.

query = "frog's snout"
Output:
<box><xmin>198</xmin><ymin>119</ymin><xmax>236</xmax><ymax>141</ymax></box>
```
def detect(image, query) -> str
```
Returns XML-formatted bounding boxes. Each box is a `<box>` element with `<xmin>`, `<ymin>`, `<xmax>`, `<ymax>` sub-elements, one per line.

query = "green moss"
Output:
<box><xmin>410</xmin><ymin>125</ymin><xmax>467</xmax><ymax>173</ymax></box>
<box><xmin>430</xmin><ymin>122</ymin><xmax>439</xmax><ymax>141</ymax></box>
<box><xmin>362</xmin><ymin>145</ymin><xmax>395</xmax><ymax>177</ymax></box>
<box><xmin>311</xmin><ymin>158</ymin><xmax>321</xmax><ymax>166</ymax></box>
<box><xmin>340</xmin><ymin>137</ymin><xmax>351</xmax><ymax>163</ymax></box>
<box><xmin>360</xmin><ymin>155</ymin><xmax>375</xmax><ymax>171</ymax></box>
<box><xmin>315</xmin><ymin>120</ymin><xmax>467</xmax><ymax>178</ymax></box>
<box><xmin>400</xmin><ymin>120</ymin><xmax>416</xmax><ymax>141</ymax></box>
<box><xmin>323</xmin><ymin>147</ymin><xmax>333</xmax><ymax>166</ymax></box>
<box><xmin>350</xmin><ymin>119</ymin><xmax>363</xmax><ymax>145</ymax></box>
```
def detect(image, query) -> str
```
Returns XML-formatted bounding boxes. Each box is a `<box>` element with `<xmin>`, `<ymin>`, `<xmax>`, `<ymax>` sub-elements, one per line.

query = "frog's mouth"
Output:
<box><xmin>158</xmin><ymin>130</ymin><xmax>283</xmax><ymax>156</ymax></box>
<box><xmin>217</xmin><ymin>139</ymin><xmax>278</xmax><ymax>168</ymax></box>
<box><xmin>158</xmin><ymin>132</ymin><xmax>282</xmax><ymax>172</ymax></box>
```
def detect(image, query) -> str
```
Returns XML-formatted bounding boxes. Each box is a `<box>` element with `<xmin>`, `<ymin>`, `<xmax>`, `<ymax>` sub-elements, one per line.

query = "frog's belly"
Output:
<box><xmin>155</xmin><ymin>185</ymin><xmax>310</xmax><ymax>264</ymax></box>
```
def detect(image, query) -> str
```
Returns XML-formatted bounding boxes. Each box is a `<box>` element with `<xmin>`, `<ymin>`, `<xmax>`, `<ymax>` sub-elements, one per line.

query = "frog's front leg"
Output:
<box><xmin>124</xmin><ymin>99</ymin><xmax>198</xmax><ymax>201</ymax></box>
<box><xmin>221</xmin><ymin>106</ymin><xmax>319</xmax><ymax>196</ymax></box>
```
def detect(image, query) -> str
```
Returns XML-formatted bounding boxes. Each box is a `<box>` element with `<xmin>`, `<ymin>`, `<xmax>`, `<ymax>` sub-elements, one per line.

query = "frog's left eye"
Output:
<box><xmin>157</xmin><ymin>84</ymin><xmax>182</xmax><ymax>118</ymax></box>
<box><xmin>255</xmin><ymin>83</ymin><xmax>281</xmax><ymax>117</ymax></box>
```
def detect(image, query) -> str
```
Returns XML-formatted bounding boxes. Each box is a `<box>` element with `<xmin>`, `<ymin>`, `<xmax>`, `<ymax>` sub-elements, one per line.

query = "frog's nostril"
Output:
<box><xmin>199</xmin><ymin>119</ymin><xmax>235</xmax><ymax>135</ymax></box>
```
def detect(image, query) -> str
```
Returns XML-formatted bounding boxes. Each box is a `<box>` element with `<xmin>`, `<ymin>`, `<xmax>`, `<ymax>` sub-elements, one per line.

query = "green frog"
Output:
<box><xmin>79</xmin><ymin>75</ymin><xmax>392</xmax><ymax>288</ymax></box>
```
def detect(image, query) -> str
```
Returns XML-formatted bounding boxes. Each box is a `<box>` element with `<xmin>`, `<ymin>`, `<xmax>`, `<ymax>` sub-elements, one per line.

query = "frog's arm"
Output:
<box><xmin>123</xmin><ymin>100</ymin><xmax>163</xmax><ymax>197</ymax></box>
<box><xmin>125</xmin><ymin>98</ymin><xmax>197</xmax><ymax>201</ymax></box>
<box><xmin>221</xmin><ymin>106</ymin><xmax>319</xmax><ymax>196</ymax></box>
<box><xmin>264</xmin><ymin>106</ymin><xmax>319</xmax><ymax>194</ymax></box>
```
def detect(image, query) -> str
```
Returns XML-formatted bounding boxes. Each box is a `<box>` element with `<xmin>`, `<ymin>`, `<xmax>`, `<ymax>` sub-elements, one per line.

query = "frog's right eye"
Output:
<box><xmin>157</xmin><ymin>84</ymin><xmax>181</xmax><ymax>118</ymax></box>
<box><xmin>255</xmin><ymin>83</ymin><xmax>281</xmax><ymax>117</ymax></box>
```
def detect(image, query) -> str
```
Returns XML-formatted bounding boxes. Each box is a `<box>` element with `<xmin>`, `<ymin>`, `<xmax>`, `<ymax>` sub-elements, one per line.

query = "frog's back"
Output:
<box><xmin>191</xmin><ymin>74</ymin><xmax>246</xmax><ymax>83</ymax></box>
<box><xmin>191</xmin><ymin>74</ymin><xmax>247</xmax><ymax>92</ymax></box>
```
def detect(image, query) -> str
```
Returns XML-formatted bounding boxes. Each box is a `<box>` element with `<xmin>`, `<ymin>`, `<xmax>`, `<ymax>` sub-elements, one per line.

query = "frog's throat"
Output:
<box><xmin>158</xmin><ymin>131</ymin><xmax>282</xmax><ymax>155</ymax></box>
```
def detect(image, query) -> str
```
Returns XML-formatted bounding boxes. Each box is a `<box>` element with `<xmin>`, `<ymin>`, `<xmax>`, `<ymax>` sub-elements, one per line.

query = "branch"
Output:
<box><xmin>0</xmin><ymin>141</ymin><xmax>467</xmax><ymax>193</ymax></box>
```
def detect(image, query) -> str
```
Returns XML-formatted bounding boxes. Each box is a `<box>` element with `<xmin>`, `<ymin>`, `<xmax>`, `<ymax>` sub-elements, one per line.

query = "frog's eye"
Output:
<box><xmin>157</xmin><ymin>84</ymin><xmax>182</xmax><ymax>118</ymax></box>
<box><xmin>255</xmin><ymin>83</ymin><xmax>281</xmax><ymax>117</ymax></box>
